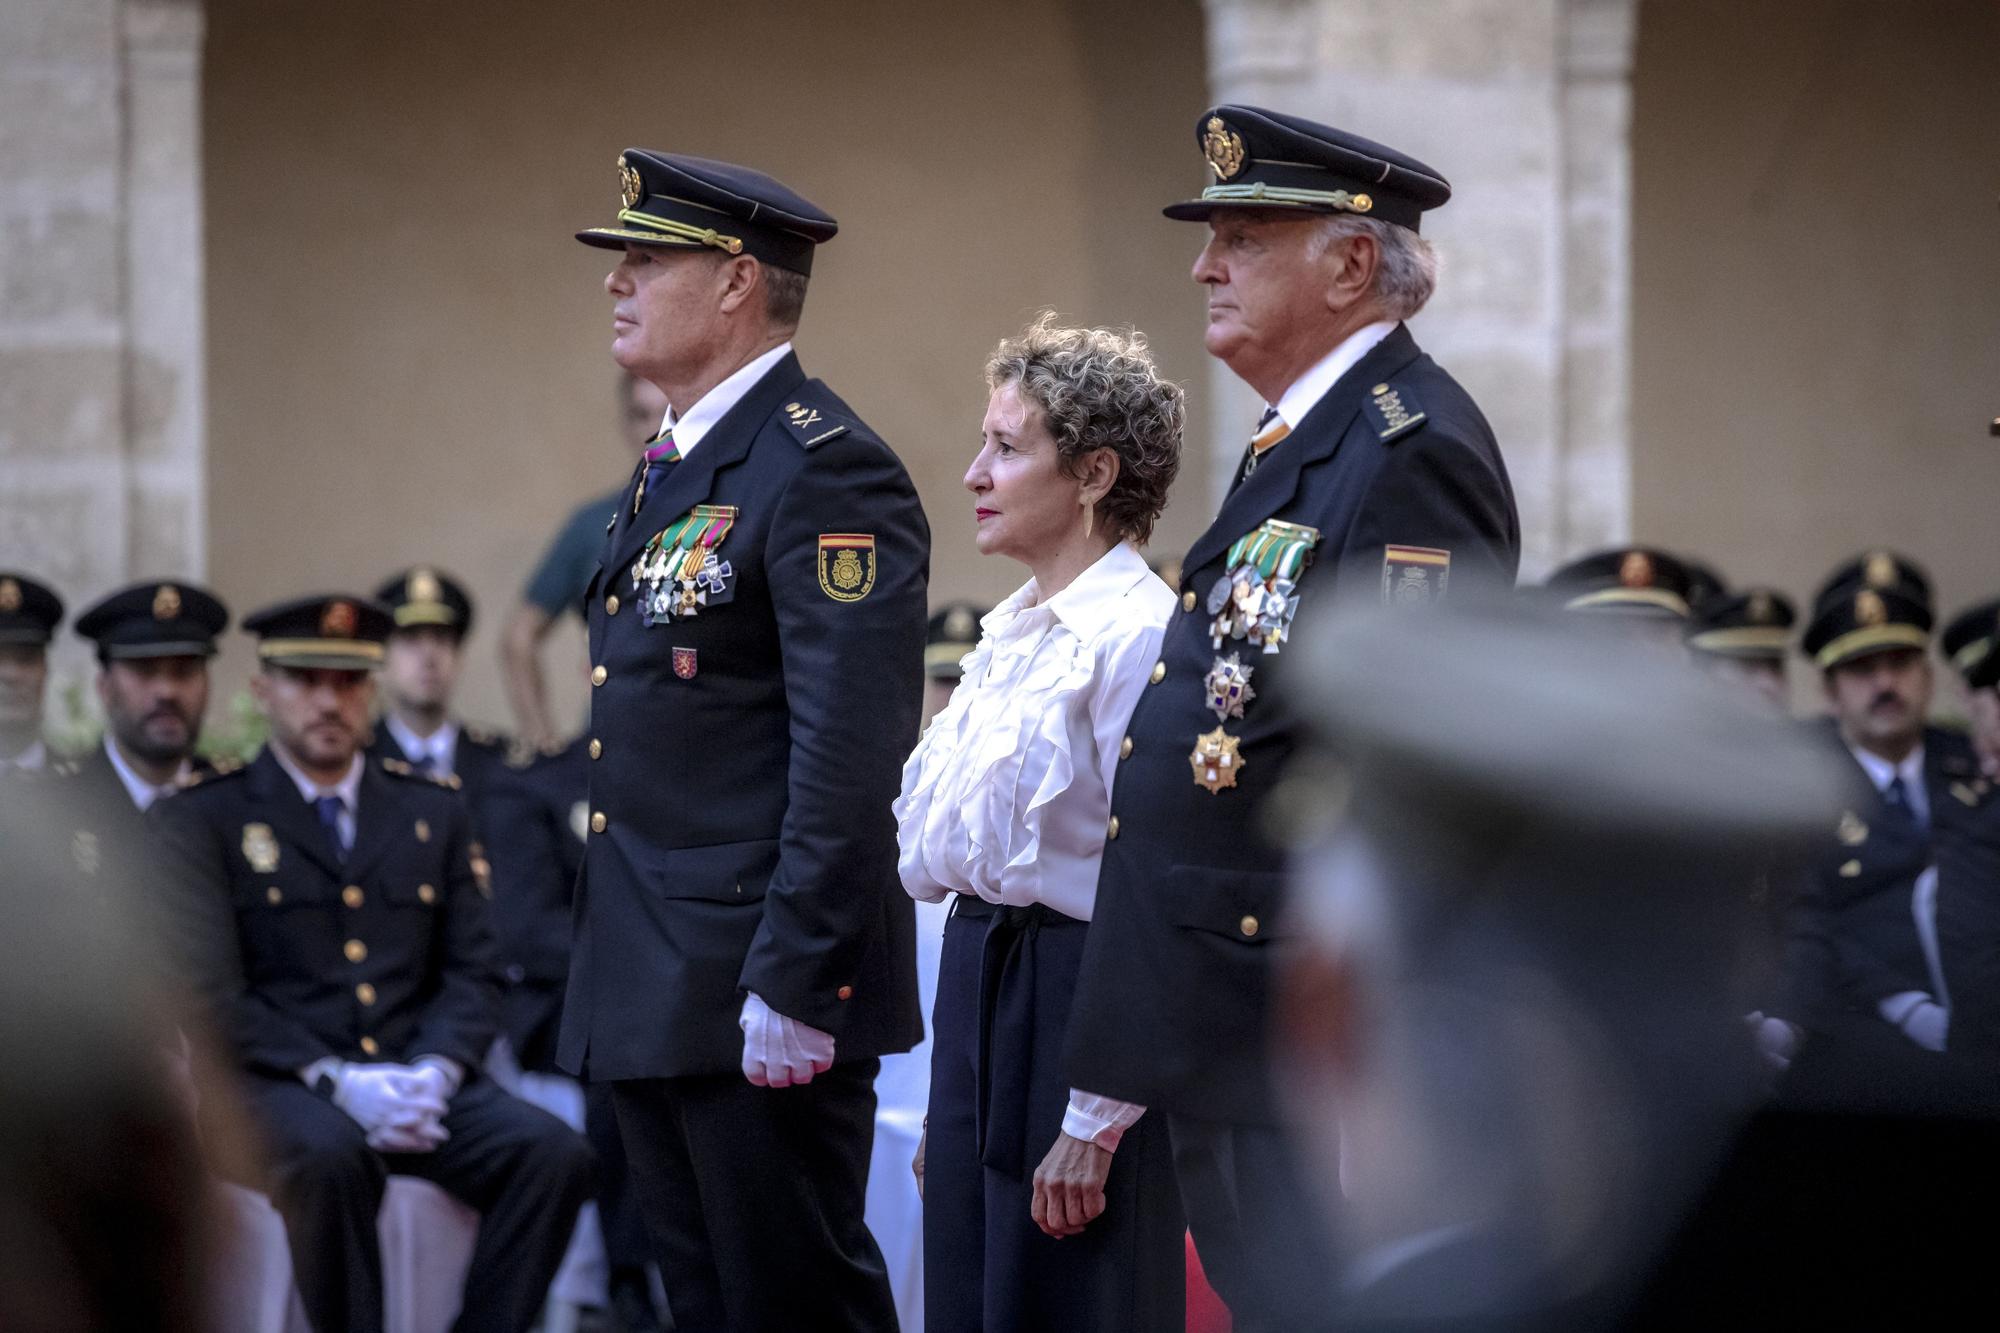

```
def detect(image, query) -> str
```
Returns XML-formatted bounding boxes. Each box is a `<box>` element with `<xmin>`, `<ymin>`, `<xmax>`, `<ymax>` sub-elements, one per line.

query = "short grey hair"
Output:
<box><xmin>762</xmin><ymin>264</ymin><xmax>809</xmax><ymax>329</ymax></box>
<box><xmin>1309</xmin><ymin>214</ymin><xmax>1439</xmax><ymax>321</ymax></box>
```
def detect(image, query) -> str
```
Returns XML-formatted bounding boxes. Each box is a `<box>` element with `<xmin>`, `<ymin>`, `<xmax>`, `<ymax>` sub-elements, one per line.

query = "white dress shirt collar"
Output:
<box><xmin>384</xmin><ymin>714</ymin><xmax>458</xmax><ymax>778</ymax></box>
<box><xmin>103</xmin><ymin>736</ymin><xmax>190</xmax><ymax>812</ymax></box>
<box><xmin>271</xmin><ymin>744</ymin><xmax>364</xmax><ymax>812</ymax></box>
<box><xmin>660</xmin><ymin>340</ymin><xmax>795</xmax><ymax>458</ymax></box>
<box><xmin>1849</xmin><ymin>740</ymin><xmax>1928</xmax><ymax>823</ymax></box>
<box><xmin>988</xmin><ymin>542</ymin><xmax>1157</xmax><ymax>643</ymax></box>
<box><xmin>1271</xmin><ymin>319</ymin><xmax>1398</xmax><ymax>430</ymax></box>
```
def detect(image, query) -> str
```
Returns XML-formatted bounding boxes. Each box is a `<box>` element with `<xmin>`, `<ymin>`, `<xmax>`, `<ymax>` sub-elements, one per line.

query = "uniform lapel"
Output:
<box><xmin>342</xmin><ymin>760</ymin><xmax>402</xmax><ymax>883</ymax></box>
<box><xmin>604</xmin><ymin>353</ymin><xmax>808</xmax><ymax>576</ymax></box>
<box><xmin>368</xmin><ymin>724</ymin><xmax>411</xmax><ymax>767</ymax></box>
<box><xmin>1181</xmin><ymin>325</ymin><xmax>1423</xmax><ymax>577</ymax></box>
<box><xmin>245</xmin><ymin>748</ymin><xmax>342</xmax><ymax>881</ymax></box>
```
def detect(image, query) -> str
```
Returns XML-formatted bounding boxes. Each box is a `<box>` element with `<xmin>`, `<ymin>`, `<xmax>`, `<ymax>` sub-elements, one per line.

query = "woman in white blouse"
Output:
<box><xmin>898</xmin><ymin>316</ymin><xmax>1186</xmax><ymax>1332</ymax></box>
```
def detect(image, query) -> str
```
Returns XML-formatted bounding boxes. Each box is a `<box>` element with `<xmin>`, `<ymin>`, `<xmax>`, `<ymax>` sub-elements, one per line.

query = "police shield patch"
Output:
<box><xmin>817</xmin><ymin>534</ymin><xmax>876</xmax><ymax>602</ymax></box>
<box><xmin>1381</xmin><ymin>545</ymin><xmax>1451</xmax><ymax>605</ymax></box>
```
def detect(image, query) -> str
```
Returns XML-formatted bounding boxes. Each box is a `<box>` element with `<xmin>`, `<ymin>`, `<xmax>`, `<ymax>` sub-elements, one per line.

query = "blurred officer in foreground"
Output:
<box><xmin>66</xmin><ymin>581</ymin><xmax>231</xmax><ymax>853</ymax></box>
<box><xmin>502</xmin><ymin>374</ymin><xmax>672</xmax><ymax>750</ymax></box>
<box><xmin>370</xmin><ymin>568</ymin><xmax>510</xmax><ymax>813</ymax></box>
<box><xmin>1684</xmin><ymin>586</ymin><xmax>1795</xmax><ymax>712</ymax></box>
<box><xmin>1544</xmin><ymin>546</ymin><xmax>1692</xmax><ymax>649</ymax></box>
<box><xmin>1065</xmin><ymin>105</ymin><xmax>1518</xmax><ymax>1331</ymax></box>
<box><xmin>0</xmin><ymin>572</ymin><xmax>63</xmax><ymax>774</ymax></box>
<box><xmin>150</xmin><ymin>594</ymin><xmax>592</xmax><ymax>1333</ymax></box>
<box><xmin>921</xmin><ymin>599</ymin><xmax>986</xmax><ymax>724</ymax></box>
<box><xmin>565</xmin><ymin>149</ymin><xmax>928</xmax><ymax>1331</ymax></box>
<box><xmin>1273</xmin><ymin>599</ymin><xmax>1840</xmax><ymax>1329</ymax></box>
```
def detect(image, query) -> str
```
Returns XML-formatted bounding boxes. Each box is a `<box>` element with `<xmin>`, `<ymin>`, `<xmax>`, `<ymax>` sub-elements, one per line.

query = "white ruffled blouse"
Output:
<box><xmin>896</xmin><ymin>542</ymin><xmax>1173</xmax><ymax>923</ymax></box>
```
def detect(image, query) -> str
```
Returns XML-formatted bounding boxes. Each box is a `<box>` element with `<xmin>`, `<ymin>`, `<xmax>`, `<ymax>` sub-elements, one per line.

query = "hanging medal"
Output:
<box><xmin>632</xmin><ymin>505</ymin><xmax>739</xmax><ymax>626</ymax></box>
<box><xmin>1208</xmin><ymin>519</ymin><xmax>1319</xmax><ymax>654</ymax></box>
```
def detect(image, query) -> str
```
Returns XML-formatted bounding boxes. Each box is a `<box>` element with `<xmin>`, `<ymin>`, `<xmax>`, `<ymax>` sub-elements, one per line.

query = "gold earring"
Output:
<box><xmin>1082</xmin><ymin>494</ymin><xmax>1095</xmax><ymax>540</ymax></box>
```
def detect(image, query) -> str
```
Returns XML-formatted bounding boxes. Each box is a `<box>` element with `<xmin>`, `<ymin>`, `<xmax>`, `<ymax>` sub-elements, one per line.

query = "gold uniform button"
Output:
<box><xmin>418</xmin><ymin>883</ymin><xmax>437</xmax><ymax>905</ymax></box>
<box><xmin>1839</xmin><ymin>859</ymin><xmax>1862</xmax><ymax>878</ymax></box>
<box><xmin>265</xmin><ymin>886</ymin><xmax>283</xmax><ymax>905</ymax></box>
<box><xmin>356</xmin><ymin>983</ymin><xmax>377</xmax><ymax>1006</ymax></box>
<box><xmin>837</xmin><ymin>985</ymin><xmax>854</xmax><ymax>1001</ymax></box>
<box><xmin>1119</xmin><ymin>736</ymin><xmax>1133</xmax><ymax>760</ymax></box>
<box><xmin>589</xmin><ymin>739</ymin><xmax>602</xmax><ymax>760</ymax></box>
<box><xmin>1149</xmin><ymin>661</ymin><xmax>1166</xmax><ymax>685</ymax></box>
<box><xmin>344</xmin><ymin>939</ymin><xmax>368</xmax><ymax>964</ymax></box>
<box><xmin>1182</xmin><ymin>590</ymin><xmax>1197</xmax><ymax>612</ymax></box>
<box><xmin>359</xmin><ymin>1036</ymin><xmax>380</xmax><ymax>1057</ymax></box>
<box><xmin>342</xmin><ymin>885</ymin><xmax>364</xmax><ymax>909</ymax></box>
<box><xmin>1107</xmin><ymin>815</ymin><xmax>1120</xmax><ymax>840</ymax></box>
<box><xmin>1239</xmin><ymin>915</ymin><xmax>1260</xmax><ymax>938</ymax></box>
<box><xmin>605</xmin><ymin>594</ymin><xmax>620</xmax><ymax>615</ymax></box>
<box><xmin>590</xmin><ymin>811</ymin><xmax>607</xmax><ymax>834</ymax></box>
<box><xmin>591</xmin><ymin>665</ymin><xmax>608</xmax><ymax>686</ymax></box>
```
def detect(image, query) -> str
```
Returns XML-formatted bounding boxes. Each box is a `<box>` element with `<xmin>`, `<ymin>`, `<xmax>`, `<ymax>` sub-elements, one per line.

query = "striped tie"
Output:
<box><xmin>1241</xmin><ymin>408</ymin><xmax>1290</xmax><ymax>479</ymax></box>
<box><xmin>632</xmin><ymin>428</ymin><xmax>679</xmax><ymax>514</ymax></box>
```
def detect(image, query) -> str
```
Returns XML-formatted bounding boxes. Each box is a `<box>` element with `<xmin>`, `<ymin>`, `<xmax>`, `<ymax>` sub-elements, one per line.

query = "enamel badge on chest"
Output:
<box><xmin>1204</xmin><ymin>653</ymin><xmax>1256</xmax><ymax>721</ymax></box>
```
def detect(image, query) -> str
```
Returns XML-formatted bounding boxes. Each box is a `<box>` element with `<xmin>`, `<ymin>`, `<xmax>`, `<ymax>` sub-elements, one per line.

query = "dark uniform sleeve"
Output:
<box><xmin>739</xmin><ymin>432</ymin><xmax>928</xmax><ymax>1032</ymax></box>
<box><xmin>149</xmin><ymin>793</ymin><xmax>334</xmax><ymax>1076</ymax></box>
<box><xmin>1335</xmin><ymin>424</ymin><xmax>1519</xmax><ymax>602</ymax></box>
<box><xmin>410</xmin><ymin>794</ymin><xmax>504</xmax><ymax>1068</ymax></box>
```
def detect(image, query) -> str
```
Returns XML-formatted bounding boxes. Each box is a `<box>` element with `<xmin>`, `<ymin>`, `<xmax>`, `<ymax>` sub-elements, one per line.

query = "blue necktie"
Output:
<box><xmin>411</xmin><ymin>752</ymin><xmax>436</xmax><ymax>775</ymax></box>
<box><xmin>1883</xmin><ymin>775</ymin><xmax>1925</xmax><ymax>833</ymax></box>
<box><xmin>315</xmin><ymin>794</ymin><xmax>350</xmax><ymax>863</ymax></box>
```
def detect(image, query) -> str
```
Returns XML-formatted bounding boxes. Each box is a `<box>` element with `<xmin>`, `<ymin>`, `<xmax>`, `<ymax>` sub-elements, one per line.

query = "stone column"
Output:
<box><xmin>0</xmin><ymin>0</ymin><xmax>205</xmax><ymax>706</ymax></box>
<box><xmin>1198</xmin><ymin>0</ymin><xmax>1637</xmax><ymax>572</ymax></box>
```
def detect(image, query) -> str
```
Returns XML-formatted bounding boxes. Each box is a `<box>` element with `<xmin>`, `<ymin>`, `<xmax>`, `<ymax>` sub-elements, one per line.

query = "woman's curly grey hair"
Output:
<box><xmin>985</xmin><ymin>314</ymin><xmax>1184</xmax><ymax>546</ymax></box>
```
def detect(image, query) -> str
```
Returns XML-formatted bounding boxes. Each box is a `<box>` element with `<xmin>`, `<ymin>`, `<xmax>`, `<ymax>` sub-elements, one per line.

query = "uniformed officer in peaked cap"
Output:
<box><xmin>1943</xmin><ymin>598</ymin><xmax>2000</xmax><ymax>780</ymax></box>
<box><xmin>149</xmin><ymin>593</ymin><xmax>592</xmax><ymax>1333</ymax></box>
<box><xmin>64</xmin><ymin>581</ymin><xmax>230</xmax><ymax>875</ymax></box>
<box><xmin>922</xmin><ymin>599</ymin><xmax>987</xmax><ymax>722</ymax></box>
<box><xmin>567</xmin><ymin>148</ymin><xmax>928</xmax><ymax>1331</ymax></box>
<box><xmin>1814</xmin><ymin>548</ymin><xmax>1933</xmax><ymax>612</ymax></box>
<box><xmin>1543</xmin><ymin>546</ymin><xmax>1695</xmax><ymax>651</ymax></box>
<box><xmin>368</xmin><ymin>567</ymin><xmax>511</xmax><ymax>820</ymax></box>
<box><xmin>1064</xmin><ymin>105</ymin><xmax>1519</xmax><ymax>1329</ymax></box>
<box><xmin>1684</xmin><ymin>586</ymin><xmax>1797</xmax><ymax>712</ymax></box>
<box><xmin>0</xmin><ymin>572</ymin><xmax>64</xmax><ymax>774</ymax></box>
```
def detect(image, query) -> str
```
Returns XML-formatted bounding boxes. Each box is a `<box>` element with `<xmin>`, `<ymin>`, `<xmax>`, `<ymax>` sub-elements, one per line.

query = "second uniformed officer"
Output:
<box><xmin>369</xmin><ymin>567</ymin><xmax>510</xmax><ymax>813</ymax></box>
<box><xmin>1064</xmin><ymin>107</ymin><xmax>1520</xmax><ymax>1329</ymax></box>
<box><xmin>564</xmin><ymin>150</ymin><xmax>929</xmax><ymax>1331</ymax></box>
<box><xmin>150</xmin><ymin>595</ymin><xmax>593</xmax><ymax>1333</ymax></box>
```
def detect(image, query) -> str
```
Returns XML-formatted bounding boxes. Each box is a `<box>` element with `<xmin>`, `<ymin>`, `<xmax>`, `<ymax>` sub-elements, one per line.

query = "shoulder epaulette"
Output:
<box><xmin>378</xmin><ymin>756</ymin><xmax>460</xmax><ymax>789</ymax></box>
<box><xmin>180</xmin><ymin>761</ymin><xmax>246</xmax><ymax>791</ymax></box>
<box><xmin>1363</xmin><ymin>380</ymin><xmax>1428</xmax><ymax>444</ymax></box>
<box><xmin>778</xmin><ymin>397</ymin><xmax>851</xmax><ymax>450</ymax></box>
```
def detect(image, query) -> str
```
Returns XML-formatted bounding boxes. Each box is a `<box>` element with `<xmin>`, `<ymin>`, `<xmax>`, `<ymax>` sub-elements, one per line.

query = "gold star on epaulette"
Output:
<box><xmin>380</xmin><ymin>757</ymin><xmax>412</xmax><ymax>775</ymax></box>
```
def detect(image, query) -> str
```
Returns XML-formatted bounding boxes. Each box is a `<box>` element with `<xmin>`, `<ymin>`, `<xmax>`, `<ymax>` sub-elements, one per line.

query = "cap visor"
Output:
<box><xmin>576</xmin><ymin>227</ymin><xmax>707</xmax><ymax>251</ymax></box>
<box><xmin>1163</xmin><ymin>197</ymin><xmax>1330</xmax><ymax>221</ymax></box>
<box><xmin>104</xmin><ymin>641</ymin><xmax>217</xmax><ymax>660</ymax></box>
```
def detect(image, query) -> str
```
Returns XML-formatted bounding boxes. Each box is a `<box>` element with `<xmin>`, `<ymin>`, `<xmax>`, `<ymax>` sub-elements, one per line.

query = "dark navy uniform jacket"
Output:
<box><xmin>366</xmin><ymin>724</ymin><xmax>508</xmax><ymax>831</ymax></box>
<box><xmin>1065</xmin><ymin>323</ymin><xmax>1519</xmax><ymax>1123</ymax></box>
<box><xmin>480</xmin><ymin>737</ymin><xmax>588</xmax><ymax>1070</ymax></box>
<box><xmin>150</xmin><ymin>747</ymin><xmax>502</xmax><ymax>1078</ymax></box>
<box><xmin>558</xmin><ymin>352</ymin><xmax>928</xmax><ymax>1082</ymax></box>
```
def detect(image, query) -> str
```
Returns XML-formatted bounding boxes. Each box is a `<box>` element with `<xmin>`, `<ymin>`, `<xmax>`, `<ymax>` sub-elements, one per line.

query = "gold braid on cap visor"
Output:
<box><xmin>616</xmin><ymin>208</ymin><xmax>744</xmax><ymax>255</ymax></box>
<box><xmin>1199</xmin><ymin>183</ymin><xmax>1374</xmax><ymax>212</ymax></box>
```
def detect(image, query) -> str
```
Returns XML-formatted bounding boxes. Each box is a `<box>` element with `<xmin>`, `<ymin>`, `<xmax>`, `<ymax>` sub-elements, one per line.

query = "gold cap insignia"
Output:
<box><xmin>944</xmin><ymin>607</ymin><xmax>977</xmax><ymax>640</ymax></box>
<box><xmin>1619</xmin><ymin>551</ymin><xmax>1654</xmax><ymax>589</ymax></box>
<box><xmin>408</xmin><ymin>568</ymin><xmax>442</xmax><ymax>604</ymax></box>
<box><xmin>0</xmin><ymin>578</ymin><xmax>19</xmax><ymax>613</ymax></box>
<box><xmin>242</xmin><ymin>822</ymin><xmax>280</xmax><ymax>874</ymax></box>
<box><xmin>1203</xmin><ymin>116</ymin><xmax>1247</xmax><ymax>182</ymax></box>
<box><xmin>1864</xmin><ymin>552</ymin><xmax>1897</xmax><ymax>588</ymax></box>
<box><xmin>1856</xmin><ymin>590</ymin><xmax>1887</xmax><ymax>627</ymax></box>
<box><xmin>618</xmin><ymin>154</ymin><xmax>643</xmax><ymax>210</ymax></box>
<box><xmin>321</xmin><ymin>600</ymin><xmax>358</xmax><ymax>638</ymax></box>
<box><xmin>153</xmin><ymin>584</ymin><xmax>182</xmax><ymax>620</ymax></box>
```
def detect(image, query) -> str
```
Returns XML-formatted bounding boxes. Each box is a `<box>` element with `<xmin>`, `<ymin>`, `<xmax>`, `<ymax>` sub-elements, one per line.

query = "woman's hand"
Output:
<box><xmin>1031</xmin><ymin>1131</ymin><xmax>1111</xmax><ymax>1238</ymax></box>
<box><xmin>912</xmin><ymin>1125</ymin><xmax>926</xmax><ymax>1199</ymax></box>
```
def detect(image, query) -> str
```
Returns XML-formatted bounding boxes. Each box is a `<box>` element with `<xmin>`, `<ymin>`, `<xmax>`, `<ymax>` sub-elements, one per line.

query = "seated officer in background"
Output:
<box><xmin>1942</xmin><ymin>597</ymin><xmax>2000</xmax><ymax>780</ymax></box>
<box><xmin>1683</xmin><ymin>586</ymin><xmax>1796</xmax><ymax>713</ymax></box>
<box><xmin>67</xmin><ymin>581</ymin><xmax>231</xmax><ymax>844</ymax></box>
<box><xmin>1927</xmin><ymin>598</ymin><xmax>2000</xmax><ymax>1065</ymax></box>
<box><xmin>369</xmin><ymin>568</ymin><xmax>510</xmax><ymax>814</ymax></box>
<box><xmin>1274</xmin><ymin>600</ymin><xmax>1840</xmax><ymax>1329</ymax></box>
<box><xmin>922</xmin><ymin>600</ymin><xmax>986</xmax><ymax>724</ymax></box>
<box><xmin>0</xmin><ymin>572</ymin><xmax>64</xmax><ymax>775</ymax></box>
<box><xmin>150</xmin><ymin>594</ymin><xmax>592</xmax><ymax>1333</ymax></box>
<box><xmin>1542</xmin><ymin>546</ymin><xmax>1692</xmax><ymax>648</ymax></box>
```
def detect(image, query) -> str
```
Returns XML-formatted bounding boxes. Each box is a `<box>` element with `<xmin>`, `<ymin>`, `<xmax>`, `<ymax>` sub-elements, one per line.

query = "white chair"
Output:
<box><xmin>210</xmin><ymin>1176</ymin><xmax>480</xmax><ymax>1333</ymax></box>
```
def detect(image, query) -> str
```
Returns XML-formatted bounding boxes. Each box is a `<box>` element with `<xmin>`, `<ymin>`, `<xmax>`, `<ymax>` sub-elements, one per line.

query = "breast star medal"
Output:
<box><xmin>1204</xmin><ymin>653</ymin><xmax>1256</xmax><ymax>721</ymax></box>
<box><xmin>1189</xmin><ymin>727</ymin><xmax>1244</xmax><ymax>794</ymax></box>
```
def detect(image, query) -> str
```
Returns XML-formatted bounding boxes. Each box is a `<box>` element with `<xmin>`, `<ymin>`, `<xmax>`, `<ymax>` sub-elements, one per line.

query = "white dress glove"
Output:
<box><xmin>739</xmin><ymin>991</ymin><xmax>836</xmax><ymax>1088</ymax></box>
<box><xmin>329</xmin><ymin>1063</ymin><xmax>454</xmax><ymax>1153</ymax></box>
<box><xmin>1880</xmin><ymin>991</ymin><xmax>1949</xmax><ymax>1052</ymax></box>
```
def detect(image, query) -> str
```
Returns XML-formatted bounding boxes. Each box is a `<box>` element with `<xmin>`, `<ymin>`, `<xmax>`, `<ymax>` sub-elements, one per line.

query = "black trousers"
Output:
<box><xmin>611</xmin><ymin>1060</ymin><xmax>896</xmax><ymax>1333</ymax></box>
<box><xmin>225</xmin><ymin>1075</ymin><xmax>595</xmax><ymax>1333</ymax></box>
<box><xmin>584</xmin><ymin>1080</ymin><xmax>656</xmax><ymax>1281</ymax></box>
<box><xmin>1168</xmin><ymin>1112</ymin><xmax>1339</xmax><ymax>1333</ymax></box>
<box><xmin>926</xmin><ymin>897</ymin><xmax>1186</xmax><ymax>1333</ymax></box>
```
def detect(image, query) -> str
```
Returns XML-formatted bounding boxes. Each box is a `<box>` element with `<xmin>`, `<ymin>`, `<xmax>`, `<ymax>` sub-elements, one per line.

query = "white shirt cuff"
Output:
<box><xmin>1878</xmin><ymin>990</ymin><xmax>1931</xmax><ymax>1027</ymax></box>
<box><xmin>1062</xmin><ymin>1089</ymin><xmax>1145</xmax><ymax>1152</ymax></box>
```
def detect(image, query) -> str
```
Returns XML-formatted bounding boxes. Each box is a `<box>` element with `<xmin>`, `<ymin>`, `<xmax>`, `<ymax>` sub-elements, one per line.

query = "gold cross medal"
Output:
<box><xmin>1208</xmin><ymin>520</ymin><xmax>1319</xmax><ymax>654</ymax></box>
<box><xmin>633</xmin><ymin>506</ymin><xmax>737</xmax><ymax>626</ymax></box>
<box><xmin>1189</xmin><ymin>727</ymin><xmax>1244</xmax><ymax>793</ymax></box>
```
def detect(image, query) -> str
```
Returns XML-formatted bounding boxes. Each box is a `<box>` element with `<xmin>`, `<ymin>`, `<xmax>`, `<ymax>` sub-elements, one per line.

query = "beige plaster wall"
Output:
<box><xmin>1630</xmin><ymin>0</ymin><xmax>2000</xmax><ymax>629</ymax></box>
<box><xmin>203</xmin><ymin>0</ymin><xmax>1209</xmax><ymax>731</ymax></box>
